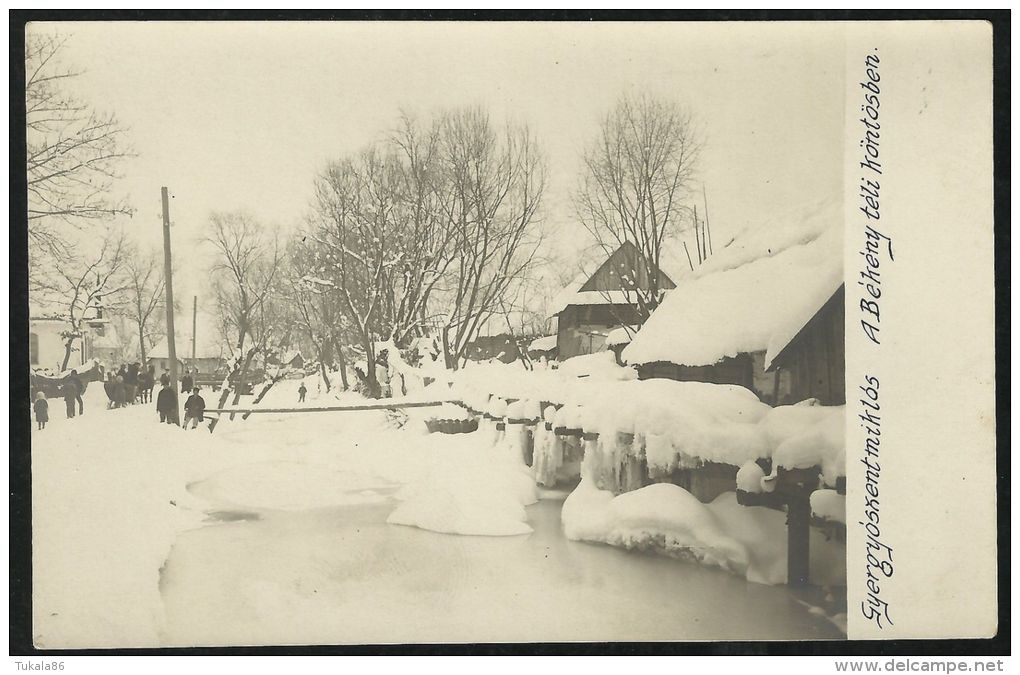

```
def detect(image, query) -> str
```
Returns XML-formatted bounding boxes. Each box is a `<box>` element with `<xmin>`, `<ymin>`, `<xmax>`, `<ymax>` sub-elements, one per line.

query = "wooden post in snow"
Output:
<box><xmin>787</xmin><ymin>494</ymin><xmax>812</xmax><ymax>586</ymax></box>
<box><xmin>683</xmin><ymin>242</ymin><xmax>695</xmax><ymax>271</ymax></box>
<box><xmin>160</xmin><ymin>187</ymin><xmax>181</xmax><ymax>426</ymax></box>
<box><xmin>191</xmin><ymin>295</ymin><xmax>197</xmax><ymax>368</ymax></box>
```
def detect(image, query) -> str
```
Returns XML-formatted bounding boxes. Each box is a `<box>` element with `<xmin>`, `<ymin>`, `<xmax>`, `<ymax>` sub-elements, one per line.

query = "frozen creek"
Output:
<box><xmin>31</xmin><ymin>387</ymin><xmax>844</xmax><ymax>648</ymax></box>
<box><xmin>160</xmin><ymin>486</ymin><xmax>844</xmax><ymax>645</ymax></box>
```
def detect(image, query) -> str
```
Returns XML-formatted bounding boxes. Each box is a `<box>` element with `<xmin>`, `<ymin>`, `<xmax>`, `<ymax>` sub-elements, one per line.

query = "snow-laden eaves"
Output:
<box><xmin>624</xmin><ymin>198</ymin><xmax>842</xmax><ymax>368</ymax></box>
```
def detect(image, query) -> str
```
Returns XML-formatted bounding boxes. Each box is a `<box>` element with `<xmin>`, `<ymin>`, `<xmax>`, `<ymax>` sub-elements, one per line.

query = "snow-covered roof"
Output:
<box><xmin>547</xmin><ymin>242</ymin><xmax>676</xmax><ymax>318</ymax></box>
<box><xmin>548</xmin><ymin>275</ymin><xmax>661</xmax><ymax>317</ymax></box>
<box><xmin>624</xmin><ymin>198</ymin><xmax>842</xmax><ymax>368</ymax></box>
<box><xmin>527</xmin><ymin>335</ymin><xmax>558</xmax><ymax>353</ymax></box>
<box><xmin>149</xmin><ymin>327</ymin><xmax>226</xmax><ymax>361</ymax></box>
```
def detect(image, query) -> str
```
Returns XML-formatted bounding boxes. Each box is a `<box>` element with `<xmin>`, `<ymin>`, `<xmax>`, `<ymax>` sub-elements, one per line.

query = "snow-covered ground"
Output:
<box><xmin>30</xmin><ymin>380</ymin><xmax>845</xmax><ymax>648</ymax></box>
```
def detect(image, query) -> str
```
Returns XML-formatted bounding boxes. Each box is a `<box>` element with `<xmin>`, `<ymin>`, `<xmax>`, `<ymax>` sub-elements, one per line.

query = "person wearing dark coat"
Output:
<box><xmin>183</xmin><ymin>387</ymin><xmax>206</xmax><ymax>430</ymax></box>
<box><xmin>298</xmin><ymin>382</ymin><xmax>307</xmax><ymax>403</ymax></box>
<box><xmin>34</xmin><ymin>391</ymin><xmax>49</xmax><ymax>430</ymax></box>
<box><xmin>68</xmin><ymin>370</ymin><xmax>84</xmax><ymax>415</ymax></box>
<box><xmin>103</xmin><ymin>372</ymin><xmax>117</xmax><ymax>408</ymax></box>
<box><xmin>138</xmin><ymin>367</ymin><xmax>153</xmax><ymax>404</ymax></box>
<box><xmin>160</xmin><ymin>370</ymin><xmax>170</xmax><ymax>387</ymax></box>
<box><xmin>156</xmin><ymin>383</ymin><xmax>178</xmax><ymax>425</ymax></box>
<box><xmin>61</xmin><ymin>382</ymin><xmax>77</xmax><ymax>419</ymax></box>
<box><xmin>113</xmin><ymin>376</ymin><xmax>127</xmax><ymax>409</ymax></box>
<box><xmin>126</xmin><ymin>363</ymin><xmax>139</xmax><ymax>403</ymax></box>
<box><xmin>181</xmin><ymin>370</ymin><xmax>194</xmax><ymax>394</ymax></box>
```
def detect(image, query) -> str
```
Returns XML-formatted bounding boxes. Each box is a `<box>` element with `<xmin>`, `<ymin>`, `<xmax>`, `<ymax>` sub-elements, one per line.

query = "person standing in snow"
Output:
<box><xmin>298</xmin><ymin>382</ymin><xmax>307</xmax><ymax>403</ymax></box>
<box><xmin>160</xmin><ymin>369</ymin><xmax>170</xmax><ymax>387</ymax></box>
<box><xmin>123</xmin><ymin>365</ymin><xmax>137</xmax><ymax>405</ymax></box>
<box><xmin>156</xmin><ymin>383</ymin><xmax>178</xmax><ymax>425</ymax></box>
<box><xmin>61</xmin><ymin>381</ymin><xmax>77</xmax><ymax>419</ymax></box>
<box><xmin>34</xmin><ymin>391</ymin><xmax>49</xmax><ymax>430</ymax></box>
<box><xmin>138</xmin><ymin>366</ymin><xmax>152</xmax><ymax>404</ymax></box>
<box><xmin>181</xmin><ymin>369</ymin><xmax>194</xmax><ymax>395</ymax></box>
<box><xmin>68</xmin><ymin>369</ymin><xmax>84</xmax><ymax>415</ymax></box>
<box><xmin>183</xmin><ymin>386</ymin><xmax>206</xmax><ymax>430</ymax></box>
<box><xmin>112</xmin><ymin>375</ymin><xmax>127</xmax><ymax>408</ymax></box>
<box><xmin>104</xmin><ymin>372</ymin><xmax>117</xmax><ymax>408</ymax></box>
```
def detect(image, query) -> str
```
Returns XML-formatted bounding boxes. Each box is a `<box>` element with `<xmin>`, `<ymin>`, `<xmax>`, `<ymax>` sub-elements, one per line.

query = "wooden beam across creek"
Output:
<box><xmin>204</xmin><ymin>399</ymin><xmax>456</xmax><ymax>415</ymax></box>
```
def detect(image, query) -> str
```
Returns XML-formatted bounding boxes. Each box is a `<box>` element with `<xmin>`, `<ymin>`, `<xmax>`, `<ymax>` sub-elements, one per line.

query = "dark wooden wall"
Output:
<box><xmin>636</xmin><ymin>353</ymin><xmax>755</xmax><ymax>390</ymax></box>
<box><xmin>770</xmin><ymin>286</ymin><xmax>845</xmax><ymax>405</ymax></box>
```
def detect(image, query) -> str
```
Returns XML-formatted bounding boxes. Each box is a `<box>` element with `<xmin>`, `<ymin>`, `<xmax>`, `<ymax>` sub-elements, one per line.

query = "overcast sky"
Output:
<box><xmin>34</xmin><ymin>20</ymin><xmax>845</xmax><ymax>314</ymax></box>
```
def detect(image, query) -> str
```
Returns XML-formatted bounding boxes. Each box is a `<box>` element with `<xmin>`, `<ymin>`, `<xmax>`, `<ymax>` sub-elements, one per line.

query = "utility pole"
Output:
<box><xmin>161</xmin><ymin>187</ymin><xmax>181</xmax><ymax>426</ymax></box>
<box><xmin>191</xmin><ymin>295</ymin><xmax>198</xmax><ymax>368</ymax></box>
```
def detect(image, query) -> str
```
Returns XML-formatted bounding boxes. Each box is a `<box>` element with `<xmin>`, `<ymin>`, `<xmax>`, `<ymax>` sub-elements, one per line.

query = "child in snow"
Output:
<box><xmin>33</xmin><ymin>391</ymin><xmax>49</xmax><ymax>430</ymax></box>
<box><xmin>156</xmin><ymin>383</ymin><xmax>178</xmax><ymax>425</ymax></box>
<box><xmin>183</xmin><ymin>387</ymin><xmax>206</xmax><ymax>430</ymax></box>
<box><xmin>298</xmin><ymin>382</ymin><xmax>307</xmax><ymax>403</ymax></box>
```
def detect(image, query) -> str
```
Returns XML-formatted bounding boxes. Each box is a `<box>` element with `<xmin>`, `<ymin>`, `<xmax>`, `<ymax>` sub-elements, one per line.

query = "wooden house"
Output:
<box><xmin>148</xmin><ymin>328</ymin><xmax>227</xmax><ymax>376</ymax></box>
<box><xmin>765</xmin><ymin>285</ymin><xmax>845</xmax><ymax>405</ymax></box>
<box><xmin>624</xmin><ymin>199</ymin><xmax>842</xmax><ymax>405</ymax></box>
<box><xmin>549</xmin><ymin>241</ymin><xmax>675</xmax><ymax>360</ymax></box>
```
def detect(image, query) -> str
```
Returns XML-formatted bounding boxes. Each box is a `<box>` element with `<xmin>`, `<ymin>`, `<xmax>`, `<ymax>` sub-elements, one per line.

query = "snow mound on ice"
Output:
<box><xmin>563</xmin><ymin>481</ymin><xmax>749</xmax><ymax>577</ymax></box>
<box><xmin>563</xmin><ymin>481</ymin><xmax>848</xmax><ymax>586</ymax></box>
<box><xmin>189</xmin><ymin>461</ymin><xmax>390</xmax><ymax>512</ymax></box>
<box><xmin>387</xmin><ymin>447</ymin><xmax>538</xmax><ymax>537</ymax></box>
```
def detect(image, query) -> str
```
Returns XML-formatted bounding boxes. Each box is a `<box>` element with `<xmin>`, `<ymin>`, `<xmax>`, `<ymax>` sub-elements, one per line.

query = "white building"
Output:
<box><xmin>29</xmin><ymin>306</ymin><xmax>111</xmax><ymax>373</ymax></box>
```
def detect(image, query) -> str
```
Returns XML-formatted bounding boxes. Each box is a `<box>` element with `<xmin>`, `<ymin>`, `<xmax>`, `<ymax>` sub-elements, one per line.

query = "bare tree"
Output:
<box><xmin>575</xmin><ymin>92</ymin><xmax>700</xmax><ymax>322</ymax></box>
<box><xmin>434</xmin><ymin>107</ymin><xmax>545</xmax><ymax>369</ymax></box>
<box><xmin>308</xmin><ymin>148</ymin><xmax>403</xmax><ymax>398</ymax></box>
<box><xmin>122</xmin><ymin>247</ymin><xmax>165</xmax><ymax>364</ymax></box>
<box><xmin>284</xmin><ymin>234</ymin><xmax>350</xmax><ymax>392</ymax></box>
<box><xmin>26</xmin><ymin>32</ymin><xmax>133</xmax><ymax>286</ymax></box>
<box><xmin>385</xmin><ymin>113</ymin><xmax>460</xmax><ymax>345</ymax></box>
<box><xmin>32</xmin><ymin>228</ymin><xmax>130</xmax><ymax>370</ymax></box>
<box><xmin>205</xmin><ymin>211</ymin><xmax>282</xmax><ymax>412</ymax></box>
<box><xmin>305</xmin><ymin>107</ymin><xmax>545</xmax><ymax>388</ymax></box>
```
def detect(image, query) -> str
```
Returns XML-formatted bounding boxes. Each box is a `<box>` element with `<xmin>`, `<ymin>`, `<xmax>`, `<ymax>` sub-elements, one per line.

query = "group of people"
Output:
<box><xmin>104</xmin><ymin>362</ymin><xmax>158</xmax><ymax>408</ymax></box>
<box><xmin>154</xmin><ymin>370</ymin><xmax>207</xmax><ymax>430</ymax></box>
<box><xmin>31</xmin><ymin>361</ymin><xmax>209</xmax><ymax>432</ymax></box>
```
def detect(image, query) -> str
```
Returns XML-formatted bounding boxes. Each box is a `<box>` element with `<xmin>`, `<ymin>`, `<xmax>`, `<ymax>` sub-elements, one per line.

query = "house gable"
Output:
<box><xmin>578</xmin><ymin>241</ymin><xmax>676</xmax><ymax>294</ymax></box>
